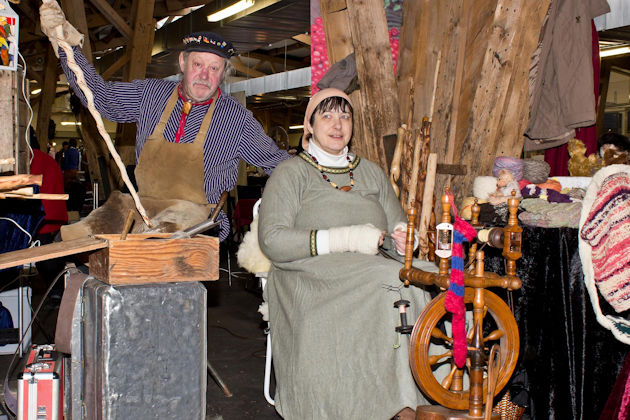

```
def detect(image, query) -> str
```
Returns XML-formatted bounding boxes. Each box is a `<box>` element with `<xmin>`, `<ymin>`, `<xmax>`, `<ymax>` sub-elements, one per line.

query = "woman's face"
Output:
<box><xmin>309</xmin><ymin>108</ymin><xmax>353</xmax><ymax>156</ymax></box>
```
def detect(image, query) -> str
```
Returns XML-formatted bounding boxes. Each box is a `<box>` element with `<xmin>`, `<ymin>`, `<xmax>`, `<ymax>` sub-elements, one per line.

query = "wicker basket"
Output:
<box><xmin>492</xmin><ymin>391</ymin><xmax>526</xmax><ymax>420</ymax></box>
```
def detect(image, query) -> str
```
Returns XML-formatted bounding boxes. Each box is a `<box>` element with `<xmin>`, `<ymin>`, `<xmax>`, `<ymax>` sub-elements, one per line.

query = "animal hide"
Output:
<box><xmin>60</xmin><ymin>191</ymin><xmax>212</xmax><ymax>241</ymax></box>
<box><xmin>473</xmin><ymin>176</ymin><xmax>498</xmax><ymax>200</ymax></box>
<box><xmin>236</xmin><ymin>213</ymin><xmax>271</xmax><ymax>274</ymax></box>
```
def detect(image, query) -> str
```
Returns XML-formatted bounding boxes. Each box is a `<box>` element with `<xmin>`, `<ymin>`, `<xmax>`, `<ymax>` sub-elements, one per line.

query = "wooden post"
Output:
<box><xmin>61</xmin><ymin>0</ymin><xmax>93</xmax><ymax>62</ymax></box>
<box><xmin>0</xmin><ymin>71</ymin><xmax>17</xmax><ymax>173</ymax></box>
<box><xmin>116</xmin><ymin>0</ymin><xmax>156</xmax><ymax>167</ymax></box>
<box><xmin>62</xmin><ymin>0</ymin><xmax>115</xmax><ymax>201</ymax></box>
<box><xmin>36</xmin><ymin>46</ymin><xmax>59</xmax><ymax>152</ymax></box>
<box><xmin>320</xmin><ymin>0</ymin><xmax>366</xmax><ymax>163</ymax></box>
<box><xmin>345</xmin><ymin>0</ymin><xmax>399</xmax><ymax>174</ymax></box>
<box><xmin>398</xmin><ymin>0</ymin><xmax>550</xmax><ymax>211</ymax></box>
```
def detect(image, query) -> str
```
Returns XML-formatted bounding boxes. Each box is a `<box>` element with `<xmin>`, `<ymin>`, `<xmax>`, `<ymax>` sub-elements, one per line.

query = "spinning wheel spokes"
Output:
<box><xmin>409</xmin><ymin>288</ymin><xmax>519</xmax><ymax>411</ymax></box>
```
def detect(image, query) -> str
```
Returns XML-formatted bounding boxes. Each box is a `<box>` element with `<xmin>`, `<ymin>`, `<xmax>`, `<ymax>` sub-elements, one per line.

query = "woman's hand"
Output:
<box><xmin>391</xmin><ymin>226</ymin><xmax>408</xmax><ymax>255</ymax></box>
<box><xmin>329</xmin><ymin>224</ymin><xmax>383</xmax><ymax>255</ymax></box>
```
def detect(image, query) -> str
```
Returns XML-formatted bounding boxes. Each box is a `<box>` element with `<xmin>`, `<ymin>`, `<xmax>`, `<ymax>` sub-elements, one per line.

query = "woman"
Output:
<box><xmin>258</xmin><ymin>88</ymin><xmax>437</xmax><ymax>419</ymax></box>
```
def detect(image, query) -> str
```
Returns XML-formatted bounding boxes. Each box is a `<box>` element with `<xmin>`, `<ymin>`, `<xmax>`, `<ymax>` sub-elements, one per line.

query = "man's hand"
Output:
<box><xmin>39</xmin><ymin>0</ymin><xmax>84</xmax><ymax>57</ymax></box>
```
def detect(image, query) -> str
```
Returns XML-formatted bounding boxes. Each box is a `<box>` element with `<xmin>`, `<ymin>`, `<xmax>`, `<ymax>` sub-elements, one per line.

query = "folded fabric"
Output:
<box><xmin>518</xmin><ymin>198</ymin><xmax>582</xmax><ymax>228</ymax></box>
<box><xmin>520</xmin><ymin>185</ymin><xmax>574</xmax><ymax>203</ymax></box>
<box><xmin>316</xmin><ymin>53</ymin><xmax>358</xmax><ymax>93</ymax></box>
<box><xmin>581</xmin><ymin>172</ymin><xmax>630</xmax><ymax>313</ymax></box>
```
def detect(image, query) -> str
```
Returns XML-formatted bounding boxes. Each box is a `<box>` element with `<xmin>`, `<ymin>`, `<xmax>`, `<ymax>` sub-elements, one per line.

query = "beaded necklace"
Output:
<box><xmin>309</xmin><ymin>153</ymin><xmax>354</xmax><ymax>192</ymax></box>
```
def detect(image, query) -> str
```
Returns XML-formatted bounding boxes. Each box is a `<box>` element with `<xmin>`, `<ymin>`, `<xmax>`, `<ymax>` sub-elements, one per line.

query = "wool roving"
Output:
<box><xmin>443</xmin><ymin>192</ymin><xmax>477</xmax><ymax>368</ymax></box>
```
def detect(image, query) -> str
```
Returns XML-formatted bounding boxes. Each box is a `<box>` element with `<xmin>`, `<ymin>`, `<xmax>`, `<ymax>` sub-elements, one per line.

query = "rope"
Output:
<box><xmin>42</xmin><ymin>0</ymin><xmax>152</xmax><ymax>227</ymax></box>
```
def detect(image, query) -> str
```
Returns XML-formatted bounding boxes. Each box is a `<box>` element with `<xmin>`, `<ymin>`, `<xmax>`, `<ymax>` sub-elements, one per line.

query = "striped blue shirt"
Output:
<box><xmin>59</xmin><ymin>47</ymin><xmax>289</xmax><ymax>240</ymax></box>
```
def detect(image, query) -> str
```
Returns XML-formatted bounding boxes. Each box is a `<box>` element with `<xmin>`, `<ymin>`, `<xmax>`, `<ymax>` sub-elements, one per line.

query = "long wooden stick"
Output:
<box><xmin>389</xmin><ymin>125</ymin><xmax>406</xmax><ymax>197</ymax></box>
<box><xmin>0</xmin><ymin>174</ymin><xmax>43</xmax><ymax>190</ymax></box>
<box><xmin>406</xmin><ymin>128</ymin><xmax>422</xmax><ymax>210</ymax></box>
<box><xmin>0</xmin><ymin>192</ymin><xmax>69</xmax><ymax>200</ymax></box>
<box><xmin>418</xmin><ymin>153</ymin><xmax>437</xmax><ymax>260</ymax></box>
<box><xmin>43</xmin><ymin>0</ymin><xmax>152</xmax><ymax>227</ymax></box>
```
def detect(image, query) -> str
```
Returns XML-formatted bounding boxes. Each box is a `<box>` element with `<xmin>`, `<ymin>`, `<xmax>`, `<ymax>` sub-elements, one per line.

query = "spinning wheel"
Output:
<box><xmin>409</xmin><ymin>288</ymin><xmax>519</xmax><ymax>411</ymax></box>
<box><xmin>399</xmin><ymin>191</ymin><xmax>523</xmax><ymax>418</ymax></box>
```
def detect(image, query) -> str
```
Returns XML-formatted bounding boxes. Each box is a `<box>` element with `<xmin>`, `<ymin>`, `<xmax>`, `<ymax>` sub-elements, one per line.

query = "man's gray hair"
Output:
<box><xmin>181</xmin><ymin>51</ymin><xmax>234</xmax><ymax>84</ymax></box>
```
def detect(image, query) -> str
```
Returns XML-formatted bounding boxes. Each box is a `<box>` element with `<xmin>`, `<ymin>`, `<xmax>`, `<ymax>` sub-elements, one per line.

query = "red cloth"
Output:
<box><xmin>600</xmin><ymin>352</ymin><xmax>630</xmax><ymax>420</ymax></box>
<box><xmin>233</xmin><ymin>198</ymin><xmax>258</xmax><ymax>230</ymax></box>
<box><xmin>545</xmin><ymin>21</ymin><xmax>600</xmax><ymax>176</ymax></box>
<box><xmin>30</xmin><ymin>149</ymin><xmax>68</xmax><ymax>234</ymax></box>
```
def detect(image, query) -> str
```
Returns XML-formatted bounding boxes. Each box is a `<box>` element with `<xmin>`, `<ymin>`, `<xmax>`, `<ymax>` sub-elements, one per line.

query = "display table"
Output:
<box><xmin>484</xmin><ymin>226</ymin><xmax>627</xmax><ymax>419</ymax></box>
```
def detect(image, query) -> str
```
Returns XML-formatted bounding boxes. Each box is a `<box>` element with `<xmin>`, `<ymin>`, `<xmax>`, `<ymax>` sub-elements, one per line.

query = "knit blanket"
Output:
<box><xmin>580</xmin><ymin>172</ymin><xmax>630</xmax><ymax>313</ymax></box>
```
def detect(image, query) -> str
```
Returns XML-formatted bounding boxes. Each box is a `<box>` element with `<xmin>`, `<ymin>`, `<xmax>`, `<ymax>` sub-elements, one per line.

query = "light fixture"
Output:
<box><xmin>60</xmin><ymin>121</ymin><xmax>82</xmax><ymax>126</ymax></box>
<box><xmin>207</xmin><ymin>0</ymin><xmax>254</xmax><ymax>22</ymax></box>
<box><xmin>289</xmin><ymin>125</ymin><xmax>304</xmax><ymax>130</ymax></box>
<box><xmin>31</xmin><ymin>88</ymin><xmax>41</xmax><ymax>95</ymax></box>
<box><xmin>600</xmin><ymin>46</ymin><xmax>630</xmax><ymax>58</ymax></box>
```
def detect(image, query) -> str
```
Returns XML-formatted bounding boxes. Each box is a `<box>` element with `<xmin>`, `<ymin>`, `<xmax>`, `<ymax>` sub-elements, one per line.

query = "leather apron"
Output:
<box><xmin>135</xmin><ymin>87</ymin><xmax>217</xmax><ymax>205</ymax></box>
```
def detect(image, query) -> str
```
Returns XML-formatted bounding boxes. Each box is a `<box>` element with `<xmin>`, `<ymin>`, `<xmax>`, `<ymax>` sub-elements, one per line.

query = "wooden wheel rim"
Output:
<box><xmin>409</xmin><ymin>289</ymin><xmax>519</xmax><ymax>410</ymax></box>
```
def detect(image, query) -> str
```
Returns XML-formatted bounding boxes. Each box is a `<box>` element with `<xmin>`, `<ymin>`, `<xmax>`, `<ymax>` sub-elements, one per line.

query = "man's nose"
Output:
<box><xmin>198</xmin><ymin>68</ymin><xmax>209</xmax><ymax>79</ymax></box>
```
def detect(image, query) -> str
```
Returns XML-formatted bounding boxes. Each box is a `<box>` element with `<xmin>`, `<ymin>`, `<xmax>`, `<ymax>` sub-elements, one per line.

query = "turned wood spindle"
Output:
<box><xmin>439</xmin><ymin>191</ymin><xmax>451</xmax><ymax>276</ymax></box>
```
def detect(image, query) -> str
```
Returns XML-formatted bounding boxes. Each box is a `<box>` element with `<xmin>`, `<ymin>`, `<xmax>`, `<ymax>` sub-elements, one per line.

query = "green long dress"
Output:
<box><xmin>258</xmin><ymin>153</ymin><xmax>438</xmax><ymax>419</ymax></box>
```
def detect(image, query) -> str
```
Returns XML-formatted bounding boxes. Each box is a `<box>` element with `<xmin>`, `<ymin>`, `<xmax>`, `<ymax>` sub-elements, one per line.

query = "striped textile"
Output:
<box><xmin>581</xmin><ymin>173</ymin><xmax>630</xmax><ymax>312</ymax></box>
<box><xmin>59</xmin><ymin>47</ymin><xmax>289</xmax><ymax>240</ymax></box>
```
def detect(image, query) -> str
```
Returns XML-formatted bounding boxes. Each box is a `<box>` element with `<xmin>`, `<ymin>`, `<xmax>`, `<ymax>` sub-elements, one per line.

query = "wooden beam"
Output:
<box><xmin>247</xmin><ymin>52</ymin><xmax>304</xmax><ymax>68</ymax></box>
<box><xmin>126</xmin><ymin>0</ymin><xmax>155</xmax><ymax>80</ymax></box>
<box><xmin>93</xmin><ymin>36</ymin><xmax>127</xmax><ymax>53</ymax></box>
<box><xmin>320</xmin><ymin>0</ymin><xmax>367</xmax><ymax>169</ymax></box>
<box><xmin>13</xmin><ymin>0</ymin><xmax>39</xmax><ymax>25</ymax></box>
<box><xmin>62</xmin><ymin>0</ymin><xmax>94</xmax><ymax>63</ymax></box>
<box><xmin>36</xmin><ymin>46</ymin><xmax>58</xmax><ymax>150</ymax></box>
<box><xmin>102</xmin><ymin>54</ymin><xmax>130</xmax><ymax>80</ymax></box>
<box><xmin>88</xmin><ymin>0</ymin><xmax>133</xmax><ymax>39</ymax></box>
<box><xmin>232</xmin><ymin>57</ymin><xmax>267</xmax><ymax>78</ymax></box>
<box><xmin>116</xmin><ymin>0</ymin><xmax>156</xmax><ymax>166</ymax></box>
<box><xmin>292</xmin><ymin>33</ymin><xmax>311</xmax><ymax>46</ymax></box>
<box><xmin>346</xmin><ymin>0</ymin><xmax>399</xmax><ymax>174</ymax></box>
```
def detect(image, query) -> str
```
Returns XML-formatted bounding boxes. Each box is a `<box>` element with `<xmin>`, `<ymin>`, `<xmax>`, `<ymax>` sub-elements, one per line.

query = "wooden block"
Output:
<box><xmin>89</xmin><ymin>234</ymin><xmax>219</xmax><ymax>285</ymax></box>
<box><xmin>436</xmin><ymin>163</ymin><xmax>468</xmax><ymax>175</ymax></box>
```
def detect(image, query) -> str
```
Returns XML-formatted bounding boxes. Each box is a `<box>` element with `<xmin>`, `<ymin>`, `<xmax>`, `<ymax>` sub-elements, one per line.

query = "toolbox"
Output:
<box><xmin>17</xmin><ymin>344</ymin><xmax>63</xmax><ymax>420</ymax></box>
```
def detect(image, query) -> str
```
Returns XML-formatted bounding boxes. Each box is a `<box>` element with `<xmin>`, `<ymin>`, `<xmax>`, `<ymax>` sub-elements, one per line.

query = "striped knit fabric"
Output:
<box><xmin>445</xmin><ymin>216</ymin><xmax>477</xmax><ymax>368</ymax></box>
<box><xmin>59</xmin><ymin>47</ymin><xmax>289</xmax><ymax>240</ymax></box>
<box><xmin>580</xmin><ymin>173</ymin><xmax>630</xmax><ymax>313</ymax></box>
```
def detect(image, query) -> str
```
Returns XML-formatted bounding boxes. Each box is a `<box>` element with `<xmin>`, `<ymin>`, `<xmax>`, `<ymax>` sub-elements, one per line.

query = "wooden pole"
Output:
<box><xmin>418</xmin><ymin>153</ymin><xmax>437</xmax><ymax>260</ymax></box>
<box><xmin>36</xmin><ymin>46</ymin><xmax>58</xmax><ymax>149</ymax></box>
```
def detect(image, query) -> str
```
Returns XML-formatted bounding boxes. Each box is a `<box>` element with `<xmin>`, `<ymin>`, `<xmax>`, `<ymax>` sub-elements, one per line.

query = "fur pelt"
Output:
<box><xmin>473</xmin><ymin>176</ymin><xmax>498</xmax><ymax>200</ymax></box>
<box><xmin>60</xmin><ymin>190</ymin><xmax>212</xmax><ymax>241</ymax></box>
<box><xmin>236</xmin><ymin>213</ymin><xmax>271</xmax><ymax>274</ymax></box>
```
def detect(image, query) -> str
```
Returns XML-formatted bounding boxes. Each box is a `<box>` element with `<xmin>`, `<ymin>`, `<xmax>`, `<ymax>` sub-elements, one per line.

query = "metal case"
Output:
<box><xmin>70</xmin><ymin>277</ymin><xmax>207</xmax><ymax>419</ymax></box>
<box><xmin>17</xmin><ymin>344</ymin><xmax>63</xmax><ymax>420</ymax></box>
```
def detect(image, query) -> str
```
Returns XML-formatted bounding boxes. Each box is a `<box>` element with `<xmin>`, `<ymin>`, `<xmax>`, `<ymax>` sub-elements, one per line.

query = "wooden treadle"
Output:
<box><xmin>0</xmin><ymin>237</ymin><xmax>108</xmax><ymax>270</ymax></box>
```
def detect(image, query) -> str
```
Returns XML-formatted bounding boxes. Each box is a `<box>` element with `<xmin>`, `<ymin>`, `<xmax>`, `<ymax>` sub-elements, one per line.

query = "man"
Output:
<box><xmin>29</xmin><ymin>131</ymin><xmax>68</xmax><ymax>300</ymax></box>
<box><xmin>39</xmin><ymin>2</ymin><xmax>289</xmax><ymax>241</ymax></box>
<box><xmin>56</xmin><ymin>141</ymin><xmax>68</xmax><ymax>168</ymax></box>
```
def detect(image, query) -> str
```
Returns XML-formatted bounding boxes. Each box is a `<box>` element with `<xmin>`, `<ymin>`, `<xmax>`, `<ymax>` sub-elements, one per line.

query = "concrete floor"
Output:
<box><xmin>0</xmin><ymin>243</ymin><xmax>281</xmax><ymax>420</ymax></box>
